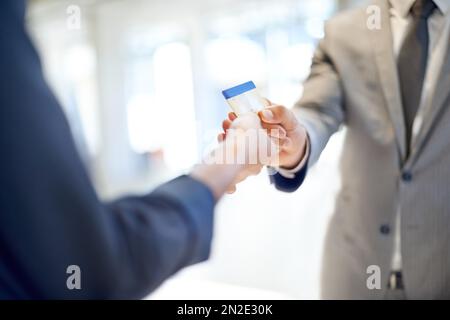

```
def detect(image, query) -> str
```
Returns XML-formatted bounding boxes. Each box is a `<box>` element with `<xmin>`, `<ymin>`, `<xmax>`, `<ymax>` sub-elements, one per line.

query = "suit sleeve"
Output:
<box><xmin>269</xmin><ymin>139</ymin><xmax>311</xmax><ymax>192</ymax></box>
<box><xmin>0</xmin><ymin>3</ymin><xmax>215</xmax><ymax>299</ymax></box>
<box><xmin>271</xmin><ymin>22</ymin><xmax>345</xmax><ymax>192</ymax></box>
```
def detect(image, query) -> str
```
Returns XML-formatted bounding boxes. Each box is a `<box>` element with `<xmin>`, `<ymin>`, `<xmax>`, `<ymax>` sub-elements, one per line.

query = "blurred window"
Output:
<box><xmin>125</xmin><ymin>41</ymin><xmax>198</xmax><ymax>171</ymax></box>
<box><xmin>205</xmin><ymin>0</ymin><xmax>336</xmax><ymax>107</ymax></box>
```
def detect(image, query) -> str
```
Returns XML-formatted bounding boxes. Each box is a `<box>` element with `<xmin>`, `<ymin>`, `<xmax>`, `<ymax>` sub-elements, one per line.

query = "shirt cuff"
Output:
<box><xmin>274</xmin><ymin>137</ymin><xmax>310</xmax><ymax>179</ymax></box>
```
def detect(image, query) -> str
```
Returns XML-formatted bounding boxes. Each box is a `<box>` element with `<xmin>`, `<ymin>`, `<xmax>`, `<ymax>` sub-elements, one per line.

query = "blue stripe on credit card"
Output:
<box><xmin>222</xmin><ymin>81</ymin><xmax>256</xmax><ymax>99</ymax></box>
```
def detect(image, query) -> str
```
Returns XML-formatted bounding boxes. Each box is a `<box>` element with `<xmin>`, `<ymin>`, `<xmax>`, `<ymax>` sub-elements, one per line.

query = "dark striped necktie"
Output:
<box><xmin>397</xmin><ymin>0</ymin><xmax>437</xmax><ymax>155</ymax></box>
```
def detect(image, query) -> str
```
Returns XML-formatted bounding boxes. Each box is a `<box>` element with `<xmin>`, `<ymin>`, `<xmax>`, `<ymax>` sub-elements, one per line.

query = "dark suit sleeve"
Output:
<box><xmin>269</xmin><ymin>164</ymin><xmax>309</xmax><ymax>193</ymax></box>
<box><xmin>269</xmin><ymin>142</ymin><xmax>311</xmax><ymax>193</ymax></box>
<box><xmin>0</xmin><ymin>2</ymin><xmax>215</xmax><ymax>299</ymax></box>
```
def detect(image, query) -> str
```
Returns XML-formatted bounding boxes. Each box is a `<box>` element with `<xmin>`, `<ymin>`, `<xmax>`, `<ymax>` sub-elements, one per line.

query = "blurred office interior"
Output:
<box><xmin>26</xmin><ymin>0</ymin><xmax>362</xmax><ymax>299</ymax></box>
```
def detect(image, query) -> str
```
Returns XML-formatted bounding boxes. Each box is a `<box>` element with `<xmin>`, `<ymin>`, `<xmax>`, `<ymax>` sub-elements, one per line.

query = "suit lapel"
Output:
<box><xmin>410</xmin><ymin>40</ymin><xmax>450</xmax><ymax>162</ymax></box>
<box><xmin>370</xmin><ymin>0</ymin><xmax>407</xmax><ymax>162</ymax></box>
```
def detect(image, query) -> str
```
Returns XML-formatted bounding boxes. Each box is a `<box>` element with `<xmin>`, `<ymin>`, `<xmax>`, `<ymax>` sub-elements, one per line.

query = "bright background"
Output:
<box><xmin>27</xmin><ymin>0</ymin><xmax>362</xmax><ymax>299</ymax></box>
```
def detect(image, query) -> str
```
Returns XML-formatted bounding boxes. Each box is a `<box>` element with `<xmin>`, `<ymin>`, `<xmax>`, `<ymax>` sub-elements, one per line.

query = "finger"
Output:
<box><xmin>260</xmin><ymin>123</ymin><xmax>286</xmax><ymax>138</ymax></box>
<box><xmin>262</xmin><ymin>97</ymin><xmax>272</xmax><ymax>107</ymax></box>
<box><xmin>222</xmin><ymin>119</ymin><xmax>233</xmax><ymax>132</ymax></box>
<box><xmin>279</xmin><ymin>136</ymin><xmax>293</xmax><ymax>149</ymax></box>
<box><xmin>236</xmin><ymin>165</ymin><xmax>262</xmax><ymax>181</ymax></box>
<box><xmin>228</xmin><ymin>112</ymin><xmax>237</xmax><ymax>121</ymax></box>
<box><xmin>248</xmin><ymin>165</ymin><xmax>263</xmax><ymax>176</ymax></box>
<box><xmin>227</xmin><ymin>185</ymin><xmax>237</xmax><ymax>194</ymax></box>
<box><xmin>268</xmin><ymin>136</ymin><xmax>285</xmax><ymax>148</ymax></box>
<box><xmin>258</xmin><ymin>105</ymin><xmax>298</xmax><ymax>131</ymax></box>
<box><xmin>217</xmin><ymin>133</ymin><xmax>226</xmax><ymax>142</ymax></box>
<box><xmin>230</xmin><ymin>112</ymin><xmax>261</xmax><ymax>130</ymax></box>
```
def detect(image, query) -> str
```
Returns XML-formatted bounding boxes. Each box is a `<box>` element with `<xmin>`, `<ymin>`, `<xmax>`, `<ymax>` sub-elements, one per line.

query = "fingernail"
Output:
<box><xmin>261</xmin><ymin>110</ymin><xmax>273</xmax><ymax>121</ymax></box>
<box><xmin>269</xmin><ymin>128</ymin><xmax>286</xmax><ymax>138</ymax></box>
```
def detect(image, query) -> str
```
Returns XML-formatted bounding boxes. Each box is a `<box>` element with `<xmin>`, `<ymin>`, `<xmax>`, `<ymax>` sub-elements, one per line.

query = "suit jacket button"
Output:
<box><xmin>401</xmin><ymin>171</ymin><xmax>413</xmax><ymax>182</ymax></box>
<box><xmin>380</xmin><ymin>224</ymin><xmax>390</xmax><ymax>235</ymax></box>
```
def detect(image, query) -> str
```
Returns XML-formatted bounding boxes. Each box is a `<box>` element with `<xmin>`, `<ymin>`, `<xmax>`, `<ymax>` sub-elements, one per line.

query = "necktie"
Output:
<box><xmin>397</xmin><ymin>0</ymin><xmax>437</xmax><ymax>155</ymax></box>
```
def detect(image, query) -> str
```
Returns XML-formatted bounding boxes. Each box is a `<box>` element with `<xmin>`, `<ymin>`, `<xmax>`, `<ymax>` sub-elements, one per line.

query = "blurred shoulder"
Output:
<box><xmin>323</xmin><ymin>0</ymin><xmax>385</xmax><ymax>44</ymax></box>
<box><xmin>325</xmin><ymin>0</ymin><xmax>383</xmax><ymax>33</ymax></box>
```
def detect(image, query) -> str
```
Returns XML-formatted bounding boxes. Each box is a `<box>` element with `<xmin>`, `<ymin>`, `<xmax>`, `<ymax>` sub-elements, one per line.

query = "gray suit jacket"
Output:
<box><xmin>294</xmin><ymin>0</ymin><xmax>450</xmax><ymax>299</ymax></box>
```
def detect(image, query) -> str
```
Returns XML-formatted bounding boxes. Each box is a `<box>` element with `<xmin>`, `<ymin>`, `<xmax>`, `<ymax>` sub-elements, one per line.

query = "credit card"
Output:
<box><xmin>222</xmin><ymin>81</ymin><xmax>269</xmax><ymax>116</ymax></box>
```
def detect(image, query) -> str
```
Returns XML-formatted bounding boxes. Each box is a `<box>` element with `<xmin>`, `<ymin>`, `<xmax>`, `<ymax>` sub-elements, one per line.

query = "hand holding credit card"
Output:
<box><xmin>220</xmin><ymin>80</ymin><xmax>309</xmax><ymax>171</ymax></box>
<box><xmin>220</xmin><ymin>80</ymin><xmax>280</xmax><ymax>167</ymax></box>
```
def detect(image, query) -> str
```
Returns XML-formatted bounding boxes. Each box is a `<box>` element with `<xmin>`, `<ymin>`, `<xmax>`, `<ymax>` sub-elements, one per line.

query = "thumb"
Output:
<box><xmin>258</xmin><ymin>105</ymin><xmax>298</xmax><ymax>131</ymax></box>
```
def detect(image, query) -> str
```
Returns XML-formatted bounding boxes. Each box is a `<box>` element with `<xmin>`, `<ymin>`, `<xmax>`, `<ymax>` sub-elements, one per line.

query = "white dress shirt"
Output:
<box><xmin>278</xmin><ymin>0</ymin><xmax>450</xmax><ymax>271</ymax></box>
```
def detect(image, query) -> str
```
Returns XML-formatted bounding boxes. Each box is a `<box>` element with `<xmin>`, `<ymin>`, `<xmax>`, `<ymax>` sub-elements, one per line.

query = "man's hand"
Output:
<box><xmin>258</xmin><ymin>104</ymin><xmax>308</xmax><ymax>169</ymax></box>
<box><xmin>217</xmin><ymin>112</ymin><xmax>275</xmax><ymax>193</ymax></box>
<box><xmin>192</xmin><ymin>113</ymin><xmax>275</xmax><ymax>197</ymax></box>
<box><xmin>220</xmin><ymin>104</ymin><xmax>308</xmax><ymax>170</ymax></box>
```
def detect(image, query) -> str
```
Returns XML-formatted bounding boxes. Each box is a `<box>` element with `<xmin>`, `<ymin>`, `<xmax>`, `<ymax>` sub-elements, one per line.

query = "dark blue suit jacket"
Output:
<box><xmin>269</xmin><ymin>146</ymin><xmax>309</xmax><ymax>192</ymax></box>
<box><xmin>270</xmin><ymin>168</ymin><xmax>308</xmax><ymax>193</ymax></box>
<box><xmin>0</xmin><ymin>1</ymin><xmax>215</xmax><ymax>299</ymax></box>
